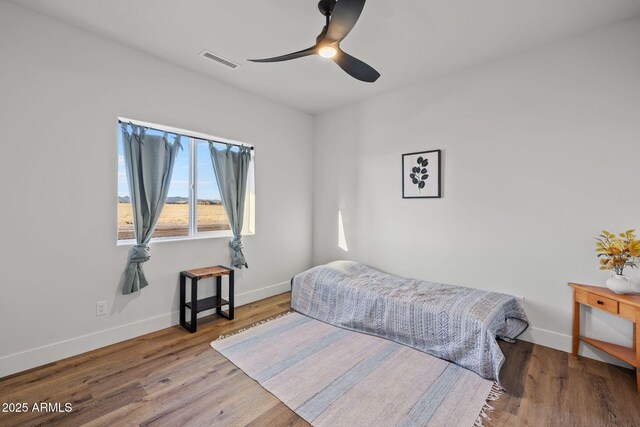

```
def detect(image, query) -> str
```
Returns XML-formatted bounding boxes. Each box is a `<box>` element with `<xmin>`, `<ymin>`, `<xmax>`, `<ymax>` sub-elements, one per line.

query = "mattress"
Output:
<box><xmin>291</xmin><ymin>261</ymin><xmax>529</xmax><ymax>382</ymax></box>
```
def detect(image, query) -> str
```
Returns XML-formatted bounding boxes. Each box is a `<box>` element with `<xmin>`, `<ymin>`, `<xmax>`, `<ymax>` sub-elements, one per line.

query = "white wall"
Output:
<box><xmin>313</xmin><ymin>17</ymin><xmax>640</xmax><ymax>366</ymax></box>
<box><xmin>2</xmin><ymin>1</ymin><xmax>639</xmax><ymax>379</ymax></box>
<box><xmin>0</xmin><ymin>1</ymin><xmax>313</xmax><ymax>377</ymax></box>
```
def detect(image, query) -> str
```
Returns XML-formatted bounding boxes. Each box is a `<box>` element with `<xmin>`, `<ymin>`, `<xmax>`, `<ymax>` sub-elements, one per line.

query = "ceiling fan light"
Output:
<box><xmin>319</xmin><ymin>46</ymin><xmax>337</xmax><ymax>58</ymax></box>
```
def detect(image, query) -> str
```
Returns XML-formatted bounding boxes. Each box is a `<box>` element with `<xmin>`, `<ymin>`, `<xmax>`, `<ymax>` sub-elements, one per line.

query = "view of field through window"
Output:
<box><xmin>195</xmin><ymin>140</ymin><xmax>232</xmax><ymax>233</ymax></box>
<box><xmin>117</xmin><ymin>127</ymin><xmax>231</xmax><ymax>241</ymax></box>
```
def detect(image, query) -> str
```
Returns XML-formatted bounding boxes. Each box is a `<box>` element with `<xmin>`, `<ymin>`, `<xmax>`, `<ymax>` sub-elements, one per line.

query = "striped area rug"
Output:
<box><xmin>211</xmin><ymin>313</ymin><xmax>500</xmax><ymax>427</ymax></box>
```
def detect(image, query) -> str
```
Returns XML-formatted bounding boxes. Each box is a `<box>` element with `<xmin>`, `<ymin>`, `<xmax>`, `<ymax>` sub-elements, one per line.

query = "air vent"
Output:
<box><xmin>199</xmin><ymin>50</ymin><xmax>239</xmax><ymax>69</ymax></box>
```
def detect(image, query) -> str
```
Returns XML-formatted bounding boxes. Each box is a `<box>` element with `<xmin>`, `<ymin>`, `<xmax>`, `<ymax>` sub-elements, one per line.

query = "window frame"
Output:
<box><xmin>117</xmin><ymin>117</ymin><xmax>255</xmax><ymax>246</ymax></box>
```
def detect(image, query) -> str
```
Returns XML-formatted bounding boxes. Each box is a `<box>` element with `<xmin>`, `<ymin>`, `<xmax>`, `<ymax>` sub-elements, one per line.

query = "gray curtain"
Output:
<box><xmin>209</xmin><ymin>143</ymin><xmax>251</xmax><ymax>268</ymax></box>
<box><xmin>122</xmin><ymin>124</ymin><xmax>181</xmax><ymax>294</ymax></box>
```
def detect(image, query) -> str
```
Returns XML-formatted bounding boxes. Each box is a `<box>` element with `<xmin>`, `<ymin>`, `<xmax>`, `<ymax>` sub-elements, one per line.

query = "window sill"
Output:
<box><xmin>117</xmin><ymin>230</ymin><xmax>254</xmax><ymax>247</ymax></box>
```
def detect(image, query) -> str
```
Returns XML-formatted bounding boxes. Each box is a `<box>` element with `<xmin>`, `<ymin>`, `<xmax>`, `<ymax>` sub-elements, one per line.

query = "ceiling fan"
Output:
<box><xmin>248</xmin><ymin>0</ymin><xmax>380</xmax><ymax>83</ymax></box>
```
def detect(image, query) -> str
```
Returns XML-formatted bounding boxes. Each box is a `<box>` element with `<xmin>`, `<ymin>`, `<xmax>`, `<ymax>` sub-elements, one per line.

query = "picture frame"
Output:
<box><xmin>402</xmin><ymin>149</ymin><xmax>441</xmax><ymax>199</ymax></box>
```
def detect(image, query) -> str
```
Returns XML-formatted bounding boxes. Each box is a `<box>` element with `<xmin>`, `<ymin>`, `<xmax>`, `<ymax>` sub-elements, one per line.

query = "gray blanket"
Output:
<box><xmin>291</xmin><ymin>261</ymin><xmax>528</xmax><ymax>382</ymax></box>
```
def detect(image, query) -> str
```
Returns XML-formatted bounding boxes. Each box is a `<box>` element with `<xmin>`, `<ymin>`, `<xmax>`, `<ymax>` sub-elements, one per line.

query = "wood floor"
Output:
<box><xmin>1</xmin><ymin>292</ymin><xmax>639</xmax><ymax>427</ymax></box>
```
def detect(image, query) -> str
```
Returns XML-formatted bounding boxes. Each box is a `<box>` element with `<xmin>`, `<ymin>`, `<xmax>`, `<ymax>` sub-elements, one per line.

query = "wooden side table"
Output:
<box><xmin>180</xmin><ymin>265</ymin><xmax>234</xmax><ymax>333</ymax></box>
<box><xmin>569</xmin><ymin>282</ymin><xmax>640</xmax><ymax>391</ymax></box>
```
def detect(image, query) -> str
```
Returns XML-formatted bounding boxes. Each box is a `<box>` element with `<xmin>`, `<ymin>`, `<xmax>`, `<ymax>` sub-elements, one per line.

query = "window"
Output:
<box><xmin>196</xmin><ymin>140</ymin><xmax>230</xmax><ymax>233</ymax></box>
<box><xmin>117</xmin><ymin>119</ymin><xmax>254</xmax><ymax>243</ymax></box>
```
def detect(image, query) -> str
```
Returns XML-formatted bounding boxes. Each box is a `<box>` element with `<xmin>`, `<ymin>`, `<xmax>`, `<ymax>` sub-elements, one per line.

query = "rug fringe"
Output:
<box><xmin>474</xmin><ymin>382</ymin><xmax>504</xmax><ymax>427</ymax></box>
<box><xmin>214</xmin><ymin>311</ymin><xmax>295</xmax><ymax>341</ymax></box>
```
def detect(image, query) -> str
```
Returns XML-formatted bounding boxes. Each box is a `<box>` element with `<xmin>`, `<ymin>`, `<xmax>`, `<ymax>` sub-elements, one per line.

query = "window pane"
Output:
<box><xmin>153</xmin><ymin>131</ymin><xmax>189</xmax><ymax>238</ymax></box>
<box><xmin>117</xmin><ymin>130</ymin><xmax>134</xmax><ymax>240</ymax></box>
<box><xmin>117</xmin><ymin>128</ymin><xmax>189</xmax><ymax>240</ymax></box>
<box><xmin>196</xmin><ymin>141</ymin><xmax>230</xmax><ymax>232</ymax></box>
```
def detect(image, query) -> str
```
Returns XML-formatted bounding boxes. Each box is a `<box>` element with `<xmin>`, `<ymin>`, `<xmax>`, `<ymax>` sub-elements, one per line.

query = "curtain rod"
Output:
<box><xmin>118</xmin><ymin>119</ymin><xmax>253</xmax><ymax>151</ymax></box>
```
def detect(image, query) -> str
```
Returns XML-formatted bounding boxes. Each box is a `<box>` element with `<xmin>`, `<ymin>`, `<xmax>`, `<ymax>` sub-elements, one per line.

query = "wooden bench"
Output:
<box><xmin>180</xmin><ymin>266</ymin><xmax>234</xmax><ymax>333</ymax></box>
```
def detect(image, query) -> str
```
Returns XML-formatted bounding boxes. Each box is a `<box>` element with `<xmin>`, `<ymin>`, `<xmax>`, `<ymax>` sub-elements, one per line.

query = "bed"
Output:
<box><xmin>291</xmin><ymin>261</ymin><xmax>529</xmax><ymax>382</ymax></box>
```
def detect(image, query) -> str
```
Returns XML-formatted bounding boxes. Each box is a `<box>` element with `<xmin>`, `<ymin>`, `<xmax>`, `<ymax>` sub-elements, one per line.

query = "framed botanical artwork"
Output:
<box><xmin>402</xmin><ymin>149</ymin><xmax>441</xmax><ymax>198</ymax></box>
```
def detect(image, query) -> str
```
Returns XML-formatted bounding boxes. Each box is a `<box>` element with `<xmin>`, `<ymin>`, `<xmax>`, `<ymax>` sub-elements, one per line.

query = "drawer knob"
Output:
<box><xmin>597</xmin><ymin>300</ymin><xmax>604</xmax><ymax>305</ymax></box>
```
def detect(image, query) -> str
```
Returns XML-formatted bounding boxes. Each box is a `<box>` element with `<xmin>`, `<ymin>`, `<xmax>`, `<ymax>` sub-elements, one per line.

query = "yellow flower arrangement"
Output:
<box><xmin>595</xmin><ymin>230</ymin><xmax>640</xmax><ymax>275</ymax></box>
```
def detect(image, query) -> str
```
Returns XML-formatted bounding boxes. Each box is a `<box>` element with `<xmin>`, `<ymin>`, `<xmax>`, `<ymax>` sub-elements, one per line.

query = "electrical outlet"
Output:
<box><xmin>515</xmin><ymin>295</ymin><xmax>525</xmax><ymax>306</ymax></box>
<box><xmin>96</xmin><ymin>301</ymin><xmax>107</xmax><ymax>316</ymax></box>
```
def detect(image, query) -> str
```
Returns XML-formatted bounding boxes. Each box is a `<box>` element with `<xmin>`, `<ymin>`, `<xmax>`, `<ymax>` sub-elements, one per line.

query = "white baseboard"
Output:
<box><xmin>0</xmin><ymin>281</ymin><xmax>291</xmax><ymax>379</ymax></box>
<box><xmin>235</xmin><ymin>281</ymin><xmax>291</xmax><ymax>307</ymax></box>
<box><xmin>2</xmin><ymin>284</ymin><xmax>631</xmax><ymax>379</ymax></box>
<box><xmin>518</xmin><ymin>326</ymin><xmax>632</xmax><ymax>369</ymax></box>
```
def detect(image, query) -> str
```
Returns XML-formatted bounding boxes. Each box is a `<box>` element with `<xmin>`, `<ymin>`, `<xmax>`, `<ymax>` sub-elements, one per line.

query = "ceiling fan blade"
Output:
<box><xmin>324</xmin><ymin>0</ymin><xmax>366</xmax><ymax>42</ymax></box>
<box><xmin>333</xmin><ymin>49</ymin><xmax>380</xmax><ymax>82</ymax></box>
<box><xmin>248</xmin><ymin>46</ymin><xmax>317</xmax><ymax>63</ymax></box>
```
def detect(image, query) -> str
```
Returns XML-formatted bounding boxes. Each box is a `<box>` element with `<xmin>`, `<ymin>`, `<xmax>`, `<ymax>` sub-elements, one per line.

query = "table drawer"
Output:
<box><xmin>586</xmin><ymin>293</ymin><xmax>619</xmax><ymax>314</ymax></box>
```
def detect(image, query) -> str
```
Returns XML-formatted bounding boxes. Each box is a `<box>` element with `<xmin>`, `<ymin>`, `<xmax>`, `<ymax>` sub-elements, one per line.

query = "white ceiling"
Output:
<box><xmin>13</xmin><ymin>0</ymin><xmax>640</xmax><ymax>113</ymax></box>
